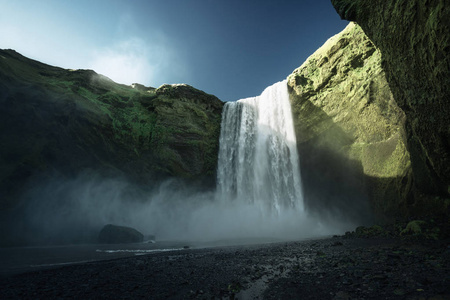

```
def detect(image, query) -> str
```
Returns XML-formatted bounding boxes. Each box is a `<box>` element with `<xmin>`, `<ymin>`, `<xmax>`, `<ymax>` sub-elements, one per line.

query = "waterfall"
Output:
<box><xmin>217</xmin><ymin>80</ymin><xmax>303</xmax><ymax>213</ymax></box>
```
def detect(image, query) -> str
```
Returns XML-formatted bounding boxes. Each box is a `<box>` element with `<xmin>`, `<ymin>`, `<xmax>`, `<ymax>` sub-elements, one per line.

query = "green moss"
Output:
<box><xmin>401</xmin><ymin>220</ymin><xmax>426</xmax><ymax>235</ymax></box>
<box><xmin>0</xmin><ymin>48</ymin><xmax>224</xmax><ymax>208</ymax></box>
<box><xmin>347</xmin><ymin>133</ymin><xmax>410</xmax><ymax>178</ymax></box>
<box><xmin>288</xmin><ymin>23</ymin><xmax>412</xmax><ymax>219</ymax></box>
<box><xmin>332</xmin><ymin>0</ymin><xmax>450</xmax><ymax>209</ymax></box>
<box><xmin>354</xmin><ymin>225</ymin><xmax>386</xmax><ymax>237</ymax></box>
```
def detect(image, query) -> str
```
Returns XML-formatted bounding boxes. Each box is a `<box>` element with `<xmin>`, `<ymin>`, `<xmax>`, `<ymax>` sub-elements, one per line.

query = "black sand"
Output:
<box><xmin>0</xmin><ymin>237</ymin><xmax>448</xmax><ymax>299</ymax></box>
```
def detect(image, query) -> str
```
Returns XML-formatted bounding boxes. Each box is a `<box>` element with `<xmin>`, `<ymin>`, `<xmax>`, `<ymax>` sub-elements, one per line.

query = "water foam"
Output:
<box><xmin>217</xmin><ymin>80</ymin><xmax>303</xmax><ymax>214</ymax></box>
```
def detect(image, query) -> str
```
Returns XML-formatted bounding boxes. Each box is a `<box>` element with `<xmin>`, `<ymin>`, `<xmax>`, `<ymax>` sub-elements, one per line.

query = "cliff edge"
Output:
<box><xmin>288</xmin><ymin>23</ymin><xmax>411</xmax><ymax>219</ymax></box>
<box><xmin>0</xmin><ymin>49</ymin><xmax>223</xmax><ymax>211</ymax></box>
<box><xmin>331</xmin><ymin>0</ymin><xmax>450</xmax><ymax>213</ymax></box>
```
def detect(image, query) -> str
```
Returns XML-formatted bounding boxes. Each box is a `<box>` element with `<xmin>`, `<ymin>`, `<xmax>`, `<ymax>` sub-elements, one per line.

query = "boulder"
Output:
<box><xmin>98</xmin><ymin>224</ymin><xmax>144</xmax><ymax>244</ymax></box>
<box><xmin>400</xmin><ymin>220</ymin><xmax>427</xmax><ymax>236</ymax></box>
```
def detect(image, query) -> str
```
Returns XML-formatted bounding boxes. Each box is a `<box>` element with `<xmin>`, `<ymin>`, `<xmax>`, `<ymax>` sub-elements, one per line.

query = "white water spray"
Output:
<box><xmin>217</xmin><ymin>80</ymin><xmax>303</xmax><ymax>213</ymax></box>
<box><xmin>17</xmin><ymin>81</ymin><xmax>350</xmax><ymax>245</ymax></box>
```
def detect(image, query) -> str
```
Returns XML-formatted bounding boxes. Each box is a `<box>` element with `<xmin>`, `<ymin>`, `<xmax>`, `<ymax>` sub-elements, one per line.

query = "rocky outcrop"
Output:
<box><xmin>288</xmin><ymin>23</ymin><xmax>412</xmax><ymax>219</ymax></box>
<box><xmin>0</xmin><ymin>49</ymin><xmax>223</xmax><ymax>211</ymax></box>
<box><xmin>331</xmin><ymin>0</ymin><xmax>450</xmax><ymax>212</ymax></box>
<box><xmin>98</xmin><ymin>224</ymin><xmax>144</xmax><ymax>244</ymax></box>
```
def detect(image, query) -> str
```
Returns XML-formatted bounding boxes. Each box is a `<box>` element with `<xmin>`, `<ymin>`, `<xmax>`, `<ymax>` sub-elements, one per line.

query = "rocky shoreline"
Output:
<box><xmin>0</xmin><ymin>236</ymin><xmax>448</xmax><ymax>299</ymax></box>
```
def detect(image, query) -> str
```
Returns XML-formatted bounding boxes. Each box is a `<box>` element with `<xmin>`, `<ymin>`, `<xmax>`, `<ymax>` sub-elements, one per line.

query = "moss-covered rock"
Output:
<box><xmin>0</xmin><ymin>49</ymin><xmax>224</xmax><ymax>210</ymax></box>
<box><xmin>400</xmin><ymin>220</ymin><xmax>427</xmax><ymax>236</ymax></box>
<box><xmin>331</xmin><ymin>0</ymin><xmax>450</xmax><ymax>215</ymax></box>
<box><xmin>354</xmin><ymin>225</ymin><xmax>386</xmax><ymax>238</ymax></box>
<box><xmin>287</xmin><ymin>23</ymin><xmax>411</xmax><ymax>219</ymax></box>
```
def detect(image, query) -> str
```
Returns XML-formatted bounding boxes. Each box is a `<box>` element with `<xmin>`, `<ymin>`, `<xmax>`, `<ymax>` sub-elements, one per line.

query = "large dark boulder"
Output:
<box><xmin>98</xmin><ymin>224</ymin><xmax>144</xmax><ymax>244</ymax></box>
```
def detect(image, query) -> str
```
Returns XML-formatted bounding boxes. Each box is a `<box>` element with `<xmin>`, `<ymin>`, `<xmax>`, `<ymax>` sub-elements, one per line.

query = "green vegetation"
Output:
<box><xmin>400</xmin><ymin>220</ymin><xmax>427</xmax><ymax>236</ymax></box>
<box><xmin>331</xmin><ymin>0</ymin><xmax>450</xmax><ymax>218</ymax></box>
<box><xmin>288</xmin><ymin>23</ymin><xmax>412</xmax><ymax>219</ymax></box>
<box><xmin>0</xmin><ymin>49</ymin><xmax>224</xmax><ymax>209</ymax></box>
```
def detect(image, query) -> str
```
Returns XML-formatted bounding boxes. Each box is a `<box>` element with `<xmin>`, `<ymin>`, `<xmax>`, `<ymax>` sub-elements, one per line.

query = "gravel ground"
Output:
<box><xmin>0</xmin><ymin>237</ymin><xmax>448</xmax><ymax>299</ymax></box>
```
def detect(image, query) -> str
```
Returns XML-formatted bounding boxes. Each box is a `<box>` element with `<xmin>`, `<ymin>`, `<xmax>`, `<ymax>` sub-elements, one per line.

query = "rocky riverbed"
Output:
<box><xmin>0</xmin><ymin>236</ymin><xmax>448</xmax><ymax>299</ymax></box>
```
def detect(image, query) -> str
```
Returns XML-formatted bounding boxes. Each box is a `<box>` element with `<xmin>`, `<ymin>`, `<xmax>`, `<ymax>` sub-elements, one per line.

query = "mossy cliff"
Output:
<box><xmin>331</xmin><ymin>0</ymin><xmax>450</xmax><ymax>213</ymax></box>
<box><xmin>287</xmin><ymin>23</ymin><xmax>412</xmax><ymax>219</ymax></box>
<box><xmin>0</xmin><ymin>49</ymin><xmax>223</xmax><ymax>210</ymax></box>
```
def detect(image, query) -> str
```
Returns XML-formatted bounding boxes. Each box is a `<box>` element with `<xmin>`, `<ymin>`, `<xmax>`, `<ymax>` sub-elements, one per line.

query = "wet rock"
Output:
<box><xmin>334</xmin><ymin>291</ymin><xmax>350</xmax><ymax>300</ymax></box>
<box><xmin>316</xmin><ymin>251</ymin><xmax>326</xmax><ymax>257</ymax></box>
<box><xmin>98</xmin><ymin>224</ymin><xmax>144</xmax><ymax>244</ymax></box>
<box><xmin>401</xmin><ymin>220</ymin><xmax>427</xmax><ymax>236</ymax></box>
<box><xmin>393</xmin><ymin>288</ymin><xmax>405</xmax><ymax>296</ymax></box>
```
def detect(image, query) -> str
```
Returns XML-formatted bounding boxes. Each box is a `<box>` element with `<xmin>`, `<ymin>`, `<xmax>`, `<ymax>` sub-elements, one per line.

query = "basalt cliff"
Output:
<box><xmin>331</xmin><ymin>0</ymin><xmax>450</xmax><ymax>216</ymax></box>
<box><xmin>288</xmin><ymin>0</ymin><xmax>449</xmax><ymax>220</ymax></box>
<box><xmin>0</xmin><ymin>49</ymin><xmax>223</xmax><ymax>211</ymax></box>
<box><xmin>288</xmin><ymin>23</ymin><xmax>411</xmax><ymax>220</ymax></box>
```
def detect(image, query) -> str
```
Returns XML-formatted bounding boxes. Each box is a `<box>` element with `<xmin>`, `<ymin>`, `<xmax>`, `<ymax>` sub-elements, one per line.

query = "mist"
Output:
<box><xmin>0</xmin><ymin>80</ymin><xmax>367</xmax><ymax>247</ymax></box>
<box><xmin>0</xmin><ymin>169</ymin><xmax>360</xmax><ymax>247</ymax></box>
<box><xmin>1</xmin><ymin>79</ymin><xmax>368</xmax><ymax>247</ymax></box>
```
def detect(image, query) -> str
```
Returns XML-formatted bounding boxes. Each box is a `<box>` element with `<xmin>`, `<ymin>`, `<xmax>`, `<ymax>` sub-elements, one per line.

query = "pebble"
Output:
<box><xmin>0</xmin><ymin>237</ymin><xmax>448</xmax><ymax>299</ymax></box>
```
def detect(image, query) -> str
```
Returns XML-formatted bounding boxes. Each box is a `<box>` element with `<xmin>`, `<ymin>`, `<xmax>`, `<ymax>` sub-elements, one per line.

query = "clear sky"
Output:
<box><xmin>0</xmin><ymin>0</ymin><xmax>348</xmax><ymax>101</ymax></box>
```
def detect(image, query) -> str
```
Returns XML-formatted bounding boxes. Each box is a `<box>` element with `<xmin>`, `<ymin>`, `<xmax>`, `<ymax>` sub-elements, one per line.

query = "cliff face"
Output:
<box><xmin>0</xmin><ymin>49</ymin><xmax>223</xmax><ymax>210</ymax></box>
<box><xmin>331</xmin><ymin>0</ymin><xmax>450</xmax><ymax>208</ymax></box>
<box><xmin>288</xmin><ymin>23</ymin><xmax>412</xmax><ymax>219</ymax></box>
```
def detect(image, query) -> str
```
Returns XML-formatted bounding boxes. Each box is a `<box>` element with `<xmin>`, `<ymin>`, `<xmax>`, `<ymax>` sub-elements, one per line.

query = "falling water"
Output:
<box><xmin>17</xmin><ymin>80</ymin><xmax>343</xmax><ymax>244</ymax></box>
<box><xmin>217</xmin><ymin>80</ymin><xmax>303</xmax><ymax>213</ymax></box>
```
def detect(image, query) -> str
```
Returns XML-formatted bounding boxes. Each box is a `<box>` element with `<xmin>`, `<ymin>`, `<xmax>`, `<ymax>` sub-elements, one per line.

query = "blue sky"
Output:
<box><xmin>0</xmin><ymin>0</ymin><xmax>348</xmax><ymax>101</ymax></box>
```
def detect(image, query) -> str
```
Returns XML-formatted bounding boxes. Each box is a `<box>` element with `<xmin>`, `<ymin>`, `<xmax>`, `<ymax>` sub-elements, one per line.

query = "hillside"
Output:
<box><xmin>0</xmin><ymin>49</ymin><xmax>223</xmax><ymax>211</ymax></box>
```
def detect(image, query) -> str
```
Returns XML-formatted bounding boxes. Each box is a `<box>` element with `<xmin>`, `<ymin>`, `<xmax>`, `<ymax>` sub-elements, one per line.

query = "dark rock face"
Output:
<box><xmin>288</xmin><ymin>23</ymin><xmax>411</xmax><ymax>220</ymax></box>
<box><xmin>98</xmin><ymin>224</ymin><xmax>144</xmax><ymax>244</ymax></box>
<box><xmin>0</xmin><ymin>49</ymin><xmax>224</xmax><ymax>211</ymax></box>
<box><xmin>331</xmin><ymin>0</ymin><xmax>450</xmax><ymax>211</ymax></box>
